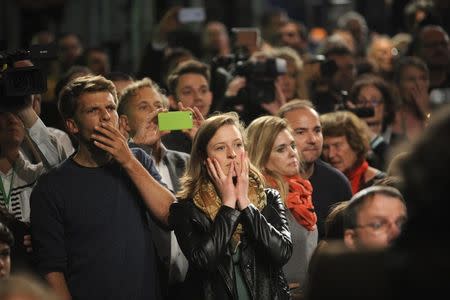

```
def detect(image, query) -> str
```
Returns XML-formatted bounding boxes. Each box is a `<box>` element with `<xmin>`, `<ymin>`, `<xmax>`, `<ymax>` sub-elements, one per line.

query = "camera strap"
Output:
<box><xmin>0</xmin><ymin>166</ymin><xmax>15</xmax><ymax>209</ymax></box>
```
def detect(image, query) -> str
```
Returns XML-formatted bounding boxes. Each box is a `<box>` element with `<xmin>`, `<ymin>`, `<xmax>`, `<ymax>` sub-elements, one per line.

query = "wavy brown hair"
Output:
<box><xmin>320</xmin><ymin>111</ymin><xmax>370</xmax><ymax>162</ymax></box>
<box><xmin>177</xmin><ymin>112</ymin><xmax>263</xmax><ymax>200</ymax></box>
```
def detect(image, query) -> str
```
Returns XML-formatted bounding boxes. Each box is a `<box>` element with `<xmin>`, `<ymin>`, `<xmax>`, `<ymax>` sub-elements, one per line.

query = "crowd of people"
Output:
<box><xmin>1</xmin><ymin>1</ymin><xmax>449</xmax><ymax>299</ymax></box>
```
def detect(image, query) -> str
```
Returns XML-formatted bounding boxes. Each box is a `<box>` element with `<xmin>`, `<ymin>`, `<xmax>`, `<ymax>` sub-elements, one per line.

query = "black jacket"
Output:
<box><xmin>169</xmin><ymin>188</ymin><xmax>292</xmax><ymax>300</ymax></box>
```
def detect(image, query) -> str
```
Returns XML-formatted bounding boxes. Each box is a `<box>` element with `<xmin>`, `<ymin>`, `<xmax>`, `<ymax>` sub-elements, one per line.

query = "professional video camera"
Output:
<box><xmin>211</xmin><ymin>27</ymin><xmax>287</xmax><ymax>106</ymax></box>
<box><xmin>212</xmin><ymin>50</ymin><xmax>287</xmax><ymax>105</ymax></box>
<box><xmin>0</xmin><ymin>44</ymin><xmax>55</xmax><ymax>110</ymax></box>
<box><xmin>306</xmin><ymin>55</ymin><xmax>374</xmax><ymax>118</ymax></box>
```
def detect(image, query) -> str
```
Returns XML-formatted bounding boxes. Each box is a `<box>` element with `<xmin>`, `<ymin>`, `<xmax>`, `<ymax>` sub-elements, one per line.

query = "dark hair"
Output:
<box><xmin>349</xmin><ymin>74</ymin><xmax>398</xmax><ymax>128</ymax></box>
<box><xmin>105</xmin><ymin>71</ymin><xmax>134</xmax><ymax>82</ymax></box>
<box><xmin>343</xmin><ymin>185</ymin><xmax>404</xmax><ymax>230</ymax></box>
<box><xmin>325</xmin><ymin>201</ymin><xmax>350</xmax><ymax>240</ymax></box>
<box><xmin>260</xmin><ymin>8</ymin><xmax>288</xmax><ymax>28</ymax></box>
<box><xmin>408</xmin><ymin>25</ymin><xmax>448</xmax><ymax>56</ymax></box>
<box><xmin>54</xmin><ymin>65</ymin><xmax>93</xmax><ymax>100</ymax></box>
<box><xmin>404</xmin><ymin>0</ymin><xmax>441</xmax><ymax>33</ymax></box>
<box><xmin>0</xmin><ymin>222</ymin><xmax>14</xmax><ymax>247</ymax></box>
<box><xmin>58</xmin><ymin>75</ymin><xmax>117</xmax><ymax>120</ymax></box>
<box><xmin>167</xmin><ymin>59</ymin><xmax>211</xmax><ymax>96</ymax></box>
<box><xmin>162</xmin><ymin>47</ymin><xmax>194</xmax><ymax>87</ymax></box>
<box><xmin>282</xmin><ymin>21</ymin><xmax>309</xmax><ymax>42</ymax></box>
<box><xmin>57</xmin><ymin>32</ymin><xmax>83</xmax><ymax>45</ymax></box>
<box><xmin>393</xmin><ymin>56</ymin><xmax>429</xmax><ymax>85</ymax></box>
<box><xmin>320</xmin><ymin>111</ymin><xmax>370</xmax><ymax>162</ymax></box>
<box><xmin>323</xmin><ymin>44</ymin><xmax>353</xmax><ymax>58</ymax></box>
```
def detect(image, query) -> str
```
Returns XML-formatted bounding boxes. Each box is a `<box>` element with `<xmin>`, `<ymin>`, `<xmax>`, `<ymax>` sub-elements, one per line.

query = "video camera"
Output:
<box><xmin>211</xmin><ymin>27</ymin><xmax>287</xmax><ymax>105</ymax></box>
<box><xmin>305</xmin><ymin>55</ymin><xmax>374</xmax><ymax>118</ymax></box>
<box><xmin>335</xmin><ymin>90</ymin><xmax>375</xmax><ymax>119</ymax></box>
<box><xmin>212</xmin><ymin>51</ymin><xmax>287</xmax><ymax>105</ymax></box>
<box><xmin>0</xmin><ymin>44</ymin><xmax>55</xmax><ymax>110</ymax></box>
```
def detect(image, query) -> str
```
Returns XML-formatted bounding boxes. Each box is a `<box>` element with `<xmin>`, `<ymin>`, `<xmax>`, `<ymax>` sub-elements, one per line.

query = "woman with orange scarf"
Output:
<box><xmin>320</xmin><ymin>111</ymin><xmax>386</xmax><ymax>195</ymax></box>
<box><xmin>246</xmin><ymin>116</ymin><xmax>318</xmax><ymax>298</ymax></box>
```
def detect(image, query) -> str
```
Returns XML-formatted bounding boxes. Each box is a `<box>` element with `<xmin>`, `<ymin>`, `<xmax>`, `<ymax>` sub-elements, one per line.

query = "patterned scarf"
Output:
<box><xmin>266</xmin><ymin>175</ymin><xmax>317</xmax><ymax>231</ymax></box>
<box><xmin>345</xmin><ymin>160</ymin><xmax>369</xmax><ymax>195</ymax></box>
<box><xmin>193</xmin><ymin>171</ymin><xmax>267</xmax><ymax>250</ymax></box>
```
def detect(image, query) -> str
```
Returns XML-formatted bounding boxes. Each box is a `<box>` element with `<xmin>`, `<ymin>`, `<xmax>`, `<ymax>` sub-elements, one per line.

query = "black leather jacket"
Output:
<box><xmin>169</xmin><ymin>188</ymin><xmax>293</xmax><ymax>300</ymax></box>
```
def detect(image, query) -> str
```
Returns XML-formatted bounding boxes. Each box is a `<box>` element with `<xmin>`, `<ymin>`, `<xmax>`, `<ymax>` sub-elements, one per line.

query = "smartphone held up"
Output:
<box><xmin>158</xmin><ymin>111</ymin><xmax>193</xmax><ymax>131</ymax></box>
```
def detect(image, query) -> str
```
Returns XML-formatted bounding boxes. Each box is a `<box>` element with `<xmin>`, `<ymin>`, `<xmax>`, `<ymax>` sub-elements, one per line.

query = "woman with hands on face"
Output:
<box><xmin>392</xmin><ymin>56</ymin><xmax>432</xmax><ymax>141</ymax></box>
<box><xmin>169</xmin><ymin>112</ymin><xmax>292</xmax><ymax>300</ymax></box>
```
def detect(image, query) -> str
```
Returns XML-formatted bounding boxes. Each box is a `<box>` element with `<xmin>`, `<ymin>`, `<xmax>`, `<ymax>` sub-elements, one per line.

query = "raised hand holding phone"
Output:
<box><xmin>177</xmin><ymin>102</ymin><xmax>204</xmax><ymax>140</ymax></box>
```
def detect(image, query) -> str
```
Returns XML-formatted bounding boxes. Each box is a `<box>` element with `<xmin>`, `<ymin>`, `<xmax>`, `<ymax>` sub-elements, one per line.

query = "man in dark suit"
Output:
<box><xmin>118</xmin><ymin>78</ymin><xmax>189</xmax><ymax>300</ymax></box>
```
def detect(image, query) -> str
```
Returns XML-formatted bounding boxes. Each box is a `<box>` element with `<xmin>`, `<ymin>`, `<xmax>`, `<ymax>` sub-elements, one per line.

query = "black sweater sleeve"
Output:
<box><xmin>30</xmin><ymin>173</ymin><xmax>67</xmax><ymax>275</ymax></box>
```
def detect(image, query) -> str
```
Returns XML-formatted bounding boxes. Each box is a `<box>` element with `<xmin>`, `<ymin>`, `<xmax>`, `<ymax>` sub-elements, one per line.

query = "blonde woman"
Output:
<box><xmin>246</xmin><ymin>116</ymin><xmax>318</xmax><ymax>297</ymax></box>
<box><xmin>272</xmin><ymin>47</ymin><xmax>309</xmax><ymax>100</ymax></box>
<box><xmin>169</xmin><ymin>112</ymin><xmax>292</xmax><ymax>300</ymax></box>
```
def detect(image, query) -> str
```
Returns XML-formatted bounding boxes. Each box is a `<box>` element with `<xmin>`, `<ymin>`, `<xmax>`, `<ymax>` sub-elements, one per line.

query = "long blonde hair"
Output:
<box><xmin>177</xmin><ymin>112</ymin><xmax>263</xmax><ymax>200</ymax></box>
<box><xmin>272</xmin><ymin>47</ymin><xmax>309</xmax><ymax>99</ymax></box>
<box><xmin>246</xmin><ymin>115</ymin><xmax>303</xmax><ymax>200</ymax></box>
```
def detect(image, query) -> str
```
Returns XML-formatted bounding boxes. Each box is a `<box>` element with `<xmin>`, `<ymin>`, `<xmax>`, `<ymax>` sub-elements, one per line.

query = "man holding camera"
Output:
<box><xmin>31</xmin><ymin>75</ymin><xmax>176</xmax><ymax>300</ymax></box>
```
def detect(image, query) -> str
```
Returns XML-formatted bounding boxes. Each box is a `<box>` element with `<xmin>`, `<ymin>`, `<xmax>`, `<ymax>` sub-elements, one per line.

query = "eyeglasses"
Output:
<box><xmin>356</xmin><ymin>98</ymin><xmax>383</xmax><ymax>107</ymax></box>
<box><xmin>355</xmin><ymin>218</ymin><xmax>406</xmax><ymax>235</ymax></box>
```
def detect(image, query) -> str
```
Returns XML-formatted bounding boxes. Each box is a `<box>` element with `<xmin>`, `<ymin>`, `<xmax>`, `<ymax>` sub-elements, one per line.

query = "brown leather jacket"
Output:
<box><xmin>169</xmin><ymin>188</ymin><xmax>292</xmax><ymax>300</ymax></box>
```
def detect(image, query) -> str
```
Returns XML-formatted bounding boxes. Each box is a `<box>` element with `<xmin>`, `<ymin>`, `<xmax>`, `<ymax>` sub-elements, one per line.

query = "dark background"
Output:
<box><xmin>1</xmin><ymin>0</ymin><xmax>449</xmax><ymax>74</ymax></box>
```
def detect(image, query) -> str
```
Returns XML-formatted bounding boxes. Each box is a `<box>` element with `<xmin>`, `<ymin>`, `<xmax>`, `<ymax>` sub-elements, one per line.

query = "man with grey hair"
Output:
<box><xmin>118</xmin><ymin>78</ymin><xmax>189</xmax><ymax>300</ymax></box>
<box><xmin>278</xmin><ymin>99</ymin><xmax>352</xmax><ymax>239</ymax></box>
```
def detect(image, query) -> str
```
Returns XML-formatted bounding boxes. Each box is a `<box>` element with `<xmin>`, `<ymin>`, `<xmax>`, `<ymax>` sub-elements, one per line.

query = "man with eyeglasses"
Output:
<box><xmin>342</xmin><ymin>186</ymin><xmax>407</xmax><ymax>250</ymax></box>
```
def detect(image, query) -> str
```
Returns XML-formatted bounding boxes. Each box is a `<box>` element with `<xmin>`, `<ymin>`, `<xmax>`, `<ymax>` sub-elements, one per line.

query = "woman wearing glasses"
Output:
<box><xmin>348</xmin><ymin>74</ymin><xmax>398</xmax><ymax>170</ymax></box>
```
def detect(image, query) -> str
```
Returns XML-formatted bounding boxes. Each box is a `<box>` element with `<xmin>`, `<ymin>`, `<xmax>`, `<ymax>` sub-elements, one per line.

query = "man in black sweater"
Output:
<box><xmin>31</xmin><ymin>75</ymin><xmax>175</xmax><ymax>300</ymax></box>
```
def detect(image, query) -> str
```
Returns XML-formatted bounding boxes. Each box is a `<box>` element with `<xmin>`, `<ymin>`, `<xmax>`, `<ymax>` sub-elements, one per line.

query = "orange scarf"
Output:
<box><xmin>345</xmin><ymin>160</ymin><xmax>369</xmax><ymax>195</ymax></box>
<box><xmin>267</xmin><ymin>175</ymin><xmax>317</xmax><ymax>231</ymax></box>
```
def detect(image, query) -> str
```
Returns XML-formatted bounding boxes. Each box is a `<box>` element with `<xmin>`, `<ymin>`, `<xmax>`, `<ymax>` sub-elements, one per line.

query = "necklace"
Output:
<box><xmin>0</xmin><ymin>166</ymin><xmax>15</xmax><ymax>208</ymax></box>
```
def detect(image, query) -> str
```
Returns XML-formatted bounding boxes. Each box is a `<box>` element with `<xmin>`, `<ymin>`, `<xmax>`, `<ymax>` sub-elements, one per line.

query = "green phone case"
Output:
<box><xmin>158</xmin><ymin>111</ymin><xmax>193</xmax><ymax>131</ymax></box>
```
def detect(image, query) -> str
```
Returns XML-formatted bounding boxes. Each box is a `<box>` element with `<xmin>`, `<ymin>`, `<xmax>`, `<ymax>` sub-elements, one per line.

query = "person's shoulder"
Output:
<box><xmin>264</xmin><ymin>188</ymin><xmax>283</xmax><ymax>206</ymax></box>
<box><xmin>130</xmin><ymin>147</ymin><xmax>155</xmax><ymax>165</ymax></box>
<box><xmin>166</xmin><ymin>148</ymin><xmax>190</xmax><ymax>162</ymax></box>
<box><xmin>33</xmin><ymin>158</ymin><xmax>73</xmax><ymax>187</ymax></box>
<box><xmin>169</xmin><ymin>198</ymin><xmax>196</xmax><ymax>227</ymax></box>
<box><xmin>314</xmin><ymin>159</ymin><xmax>349</xmax><ymax>183</ymax></box>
